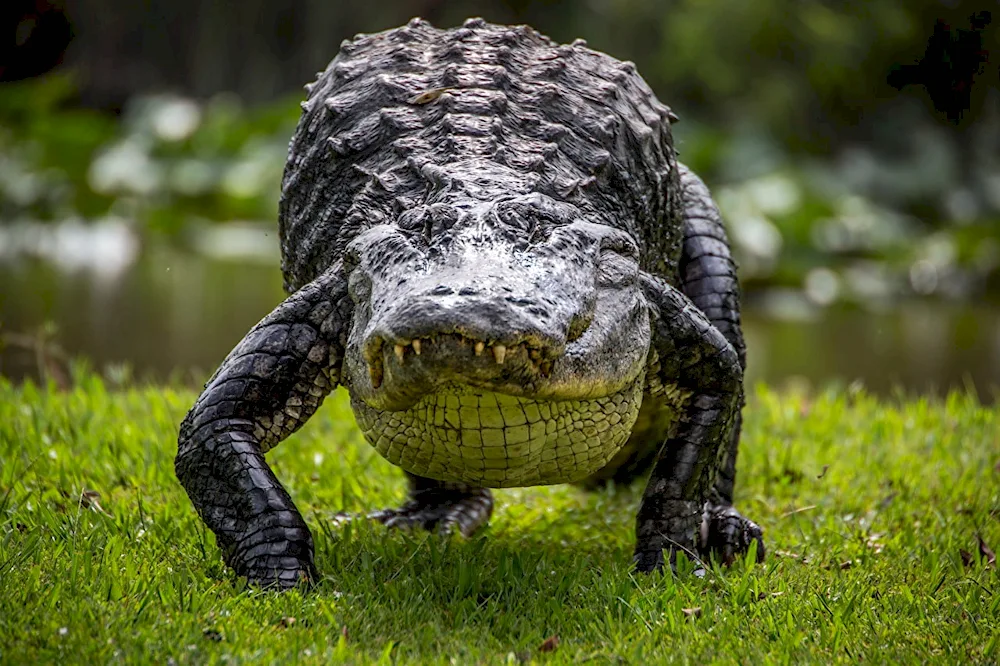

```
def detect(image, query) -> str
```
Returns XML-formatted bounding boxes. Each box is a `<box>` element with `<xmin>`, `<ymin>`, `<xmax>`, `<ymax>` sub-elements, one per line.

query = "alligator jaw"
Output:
<box><xmin>376</xmin><ymin>334</ymin><xmax>541</xmax><ymax>368</ymax></box>
<box><xmin>361</xmin><ymin>331</ymin><xmax>556</xmax><ymax>403</ymax></box>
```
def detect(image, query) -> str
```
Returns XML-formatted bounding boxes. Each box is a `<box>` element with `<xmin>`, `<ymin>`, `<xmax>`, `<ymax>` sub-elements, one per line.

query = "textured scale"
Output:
<box><xmin>353</xmin><ymin>377</ymin><xmax>644</xmax><ymax>486</ymax></box>
<box><xmin>279</xmin><ymin>18</ymin><xmax>682</xmax><ymax>293</ymax></box>
<box><xmin>176</xmin><ymin>18</ymin><xmax>764</xmax><ymax>590</ymax></box>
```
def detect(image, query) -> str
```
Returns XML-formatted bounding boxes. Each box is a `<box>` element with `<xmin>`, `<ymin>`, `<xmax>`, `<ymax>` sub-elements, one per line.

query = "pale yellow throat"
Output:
<box><xmin>352</xmin><ymin>376</ymin><xmax>645</xmax><ymax>487</ymax></box>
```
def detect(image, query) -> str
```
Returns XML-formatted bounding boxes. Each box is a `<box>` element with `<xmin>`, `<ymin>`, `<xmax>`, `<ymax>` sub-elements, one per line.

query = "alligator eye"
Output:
<box><xmin>396</xmin><ymin>207</ymin><xmax>433</xmax><ymax>244</ymax></box>
<box><xmin>600</xmin><ymin>236</ymin><xmax>639</xmax><ymax>260</ymax></box>
<box><xmin>598</xmin><ymin>250</ymin><xmax>638</xmax><ymax>287</ymax></box>
<box><xmin>348</xmin><ymin>268</ymin><xmax>372</xmax><ymax>304</ymax></box>
<box><xmin>598</xmin><ymin>233</ymin><xmax>639</xmax><ymax>286</ymax></box>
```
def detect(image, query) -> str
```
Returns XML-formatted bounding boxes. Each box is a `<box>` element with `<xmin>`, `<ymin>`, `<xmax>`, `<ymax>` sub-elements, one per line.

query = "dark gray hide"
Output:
<box><xmin>175</xmin><ymin>17</ymin><xmax>763</xmax><ymax>589</ymax></box>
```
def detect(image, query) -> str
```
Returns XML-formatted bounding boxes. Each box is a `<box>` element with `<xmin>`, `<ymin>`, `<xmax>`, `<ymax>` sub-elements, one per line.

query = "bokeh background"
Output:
<box><xmin>0</xmin><ymin>0</ymin><xmax>998</xmax><ymax>399</ymax></box>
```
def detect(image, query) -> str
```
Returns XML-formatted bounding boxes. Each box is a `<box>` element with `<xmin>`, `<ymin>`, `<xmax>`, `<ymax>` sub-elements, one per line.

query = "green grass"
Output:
<box><xmin>1</xmin><ymin>372</ymin><xmax>997</xmax><ymax>665</ymax></box>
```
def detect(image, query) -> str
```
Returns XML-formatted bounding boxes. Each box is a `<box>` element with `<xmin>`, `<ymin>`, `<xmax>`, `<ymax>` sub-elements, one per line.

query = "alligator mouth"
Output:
<box><xmin>362</xmin><ymin>332</ymin><xmax>556</xmax><ymax>390</ymax></box>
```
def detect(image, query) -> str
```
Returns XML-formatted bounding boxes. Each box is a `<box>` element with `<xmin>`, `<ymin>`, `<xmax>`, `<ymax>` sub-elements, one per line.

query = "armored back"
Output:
<box><xmin>278</xmin><ymin>17</ymin><xmax>684</xmax><ymax>293</ymax></box>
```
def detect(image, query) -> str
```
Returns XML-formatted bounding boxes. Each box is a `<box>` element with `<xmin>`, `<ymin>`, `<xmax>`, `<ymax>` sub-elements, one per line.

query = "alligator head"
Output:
<box><xmin>341</xmin><ymin>187</ymin><xmax>651</xmax><ymax>486</ymax></box>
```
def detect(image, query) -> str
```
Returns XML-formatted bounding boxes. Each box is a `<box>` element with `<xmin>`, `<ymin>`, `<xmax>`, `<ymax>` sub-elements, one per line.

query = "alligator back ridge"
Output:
<box><xmin>278</xmin><ymin>17</ymin><xmax>683</xmax><ymax>292</ymax></box>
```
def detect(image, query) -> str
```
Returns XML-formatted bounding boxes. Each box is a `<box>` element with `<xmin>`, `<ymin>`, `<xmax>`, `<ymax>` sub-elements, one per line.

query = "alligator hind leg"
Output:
<box><xmin>369</xmin><ymin>473</ymin><xmax>493</xmax><ymax>538</ymax></box>
<box><xmin>678</xmin><ymin>164</ymin><xmax>763</xmax><ymax>564</ymax></box>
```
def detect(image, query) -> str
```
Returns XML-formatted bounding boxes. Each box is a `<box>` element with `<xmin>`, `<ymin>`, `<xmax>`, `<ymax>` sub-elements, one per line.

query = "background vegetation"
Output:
<box><xmin>1</xmin><ymin>0</ymin><xmax>998</xmax><ymax>307</ymax></box>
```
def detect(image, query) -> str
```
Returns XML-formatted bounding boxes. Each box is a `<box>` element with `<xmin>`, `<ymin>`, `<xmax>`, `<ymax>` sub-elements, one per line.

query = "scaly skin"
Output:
<box><xmin>352</xmin><ymin>377</ymin><xmax>645</xmax><ymax>487</ymax></box>
<box><xmin>175</xmin><ymin>267</ymin><xmax>348</xmax><ymax>587</ymax></box>
<box><xmin>368</xmin><ymin>472</ymin><xmax>494</xmax><ymax>537</ymax></box>
<box><xmin>176</xmin><ymin>17</ymin><xmax>763</xmax><ymax>589</ymax></box>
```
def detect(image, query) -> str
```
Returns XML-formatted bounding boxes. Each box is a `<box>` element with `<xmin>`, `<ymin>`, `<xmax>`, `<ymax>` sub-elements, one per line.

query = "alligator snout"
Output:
<box><xmin>359</xmin><ymin>283</ymin><xmax>572</xmax><ymax>404</ymax></box>
<box><xmin>341</xmin><ymin>218</ymin><xmax>642</xmax><ymax>411</ymax></box>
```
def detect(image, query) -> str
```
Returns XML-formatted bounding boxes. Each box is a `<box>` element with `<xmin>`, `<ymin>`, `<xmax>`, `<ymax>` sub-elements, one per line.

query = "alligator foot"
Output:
<box><xmin>698</xmin><ymin>504</ymin><xmax>765</xmax><ymax>565</ymax></box>
<box><xmin>368</xmin><ymin>484</ymin><xmax>493</xmax><ymax>537</ymax></box>
<box><xmin>633</xmin><ymin>499</ymin><xmax>701</xmax><ymax>574</ymax></box>
<box><xmin>224</xmin><ymin>511</ymin><xmax>319</xmax><ymax>590</ymax></box>
<box><xmin>238</xmin><ymin>553</ymin><xmax>318</xmax><ymax>590</ymax></box>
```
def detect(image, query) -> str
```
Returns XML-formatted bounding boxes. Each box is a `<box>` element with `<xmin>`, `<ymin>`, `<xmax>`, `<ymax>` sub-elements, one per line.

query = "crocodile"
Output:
<box><xmin>175</xmin><ymin>17</ymin><xmax>764</xmax><ymax>589</ymax></box>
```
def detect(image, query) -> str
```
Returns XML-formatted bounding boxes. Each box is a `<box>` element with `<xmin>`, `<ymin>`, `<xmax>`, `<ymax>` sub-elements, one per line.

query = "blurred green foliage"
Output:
<box><xmin>0</xmin><ymin>0</ymin><xmax>998</xmax><ymax>307</ymax></box>
<box><xmin>515</xmin><ymin>0</ymin><xmax>996</xmax><ymax>150</ymax></box>
<box><xmin>0</xmin><ymin>74</ymin><xmax>301</xmax><ymax>230</ymax></box>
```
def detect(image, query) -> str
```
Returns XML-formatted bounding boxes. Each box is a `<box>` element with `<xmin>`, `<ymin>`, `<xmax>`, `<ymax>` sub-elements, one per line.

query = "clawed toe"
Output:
<box><xmin>228</xmin><ymin>523</ymin><xmax>318</xmax><ymax>591</ymax></box>
<box><xmin>699</xmin><ymin>504</ymin><xmax>765</xmax><ymax>565</ymax></box>
<box><xmin>239</xmin><ymin>556</ymin><xmax>318</xmax><ymax>590</ymax></box>
<box><xmin>360</xmin><ymin>487</ymin><xmax>493</xmax><ymax>538</ymax></box>
<box><xmin>633</xmin><ymin>548</ymin><xmax>668</xmax><ymax>574</ymax></box>
<box><xmin>369</xmin><ymin>505</ymin><xmax>444</xmax><ymax>532</ymax></box>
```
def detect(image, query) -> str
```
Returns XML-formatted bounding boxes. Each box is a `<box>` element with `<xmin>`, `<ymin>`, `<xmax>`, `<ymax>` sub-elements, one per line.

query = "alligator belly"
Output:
<box><xmin>351</xmin><ymin>378</ymin><xmax>644</xmax><ymax>487</ymax></box>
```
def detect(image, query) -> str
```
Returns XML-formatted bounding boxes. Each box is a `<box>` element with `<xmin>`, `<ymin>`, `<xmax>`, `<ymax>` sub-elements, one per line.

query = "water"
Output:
<box><xmin>1</xmin><ymin>246</ymin><xmax>998</xmax><ymax>401</ymax></box>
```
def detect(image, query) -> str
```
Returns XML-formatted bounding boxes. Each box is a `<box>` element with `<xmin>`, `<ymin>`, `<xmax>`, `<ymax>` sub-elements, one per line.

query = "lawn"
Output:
<box><xmin>0</xmin><ymin>372</ymin><xmax>997</xmax><ymax>664</ymax></box>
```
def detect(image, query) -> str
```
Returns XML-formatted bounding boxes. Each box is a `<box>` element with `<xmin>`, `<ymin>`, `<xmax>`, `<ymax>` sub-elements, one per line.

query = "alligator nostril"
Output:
<box><xmin>431</xmin><ymin>285</ymin><xmax>454</xmax><ymax>295</ymax></box>
<box><xmin>458</xmin><ymin>286</ymin><xmax>477</xmax><ymax>296</ymax></box>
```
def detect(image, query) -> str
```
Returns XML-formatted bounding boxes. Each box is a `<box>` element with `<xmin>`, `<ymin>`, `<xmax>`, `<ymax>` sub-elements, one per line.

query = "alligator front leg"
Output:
<box><xmin>633</xmin><ymin>274</ymin><xmax>763</xmax><ymax>573</ymax></box>
<box><xmin>675</xmin><ymin>164</ymin><xmax>764</xmax><ymax>566</ymax></box>
<box><xmin>175</xmin><ymin>266</ymin><xmax>348</xmax><ymax>589</ymax></box>
<box><xmin>368</xmin><ymin>472</ymin><xmax>494</xmax><ymax>537</ymax></box>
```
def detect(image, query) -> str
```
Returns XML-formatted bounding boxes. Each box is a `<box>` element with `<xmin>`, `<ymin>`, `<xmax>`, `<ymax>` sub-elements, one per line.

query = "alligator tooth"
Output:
<box><xmin>368</xmin><ymin>361</ymin><xmax>383</xmax><ymax>389</ymax></box>
<box><xmin>474</xmin><ymin>341</ymin><xmax>485</xmax><ymax>356</ymax></box>
<box><xmin>394</xmin><ymin>344</ymin><xmax>405</xmax><ymax>363</ymax></box>
<box><xmin>412</xmin><ymin>339</ymin><xmax>421</xmax><ymax>355</ymax></box>
<box><xmin>493</xmin><ymin>344</ymin><xmax>506</xmax><ymax>364</ymax></box>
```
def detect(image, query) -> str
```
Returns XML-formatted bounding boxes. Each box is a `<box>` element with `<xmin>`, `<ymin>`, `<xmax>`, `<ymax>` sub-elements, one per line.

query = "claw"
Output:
<box><xmin>633</xmin><ymin>549</ymin><xmax>665</xmax><ymax>574</ymax></box>
<box><xmin>365</xmin><ymin>487</ymin><xmax>494</xmax><ymax>539</ymax></box>
<box><xmin>699</xmin><ymin>504</ymin><xmax>765</xmax><ymax>565</ymax></box>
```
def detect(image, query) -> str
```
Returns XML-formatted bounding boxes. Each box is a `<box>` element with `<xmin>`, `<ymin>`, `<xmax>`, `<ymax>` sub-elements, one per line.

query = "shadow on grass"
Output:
<box><xmin>315</xmin><ymin>522</ymin><xmax>634</xmax><ymax>627</ymax></box>
<box><xmin>273</xmin><ymin>483</ymin><xmax>676</xmax><ymax>627</ymax></box>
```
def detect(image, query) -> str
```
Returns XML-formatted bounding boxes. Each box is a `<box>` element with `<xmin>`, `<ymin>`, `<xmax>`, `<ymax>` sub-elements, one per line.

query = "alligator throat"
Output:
<box><xmin>351</xmin><ymin>377</ymin><xmax>645</xmax><ymax>487</ymax></box>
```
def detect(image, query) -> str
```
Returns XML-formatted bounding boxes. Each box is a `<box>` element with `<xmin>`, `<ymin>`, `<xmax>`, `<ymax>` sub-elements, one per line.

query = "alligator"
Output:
<box><xmin>176</xmin><ymin>17</ymin><xmax>764</xmax><ymax>589</ymax></box>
